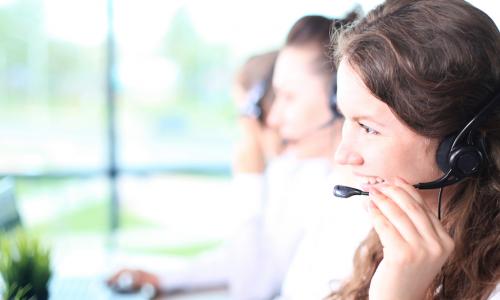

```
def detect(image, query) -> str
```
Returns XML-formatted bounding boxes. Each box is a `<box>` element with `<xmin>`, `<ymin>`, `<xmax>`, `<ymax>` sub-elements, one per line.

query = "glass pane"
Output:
<box><xmin>12</xmin><ymin>176</ymin><xmax>113</xmax><ymax>277</ymax></box>
<box><xmin>114</xmin><ymin>0</ymin><xmax>365</xmax><ymax>170</ymax></box>
<box><xmin>1</xmin><ymin>0</ymin><xmax>497</xmax><ymax>266</ymax></box>
<box><xmin>117</xmin><ymin>174</ymin><xmax>235</xmax><ymax>256</ymax></box>
<box><xmin>17</xmin><ymin>177</ymin><xmax>109</xmax><ymax>237</ymax></box>
<box><xmin>0</xmin><ymin>0</ymin><xmax>107</xmax><ymax>173</ymax></box>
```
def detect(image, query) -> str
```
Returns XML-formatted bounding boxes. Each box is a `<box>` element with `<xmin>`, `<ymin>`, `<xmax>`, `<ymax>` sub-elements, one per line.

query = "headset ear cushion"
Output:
<box><xmin>449</xmin><ymin>146</ymin><xmax>483</xmax><ymax>176</ymax></box>
<box><xmin>436</xmin><ymin>134</ymin><xmax>455</xmax><ymax>173</ymax></box>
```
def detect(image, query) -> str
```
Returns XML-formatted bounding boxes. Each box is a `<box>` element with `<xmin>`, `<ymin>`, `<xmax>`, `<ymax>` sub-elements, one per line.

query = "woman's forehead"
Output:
<box><xmin>336</xmin><ymin>61</ymin><xmax>384</xmax><ymax>116</ymax></box>
<box><xmin>336</xmin><ymin>59</ymin><xmax>414</xmax><ymax>134</ymax></box>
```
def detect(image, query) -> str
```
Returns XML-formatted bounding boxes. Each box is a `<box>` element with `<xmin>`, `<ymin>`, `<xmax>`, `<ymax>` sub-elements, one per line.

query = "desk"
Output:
<box><xmin>48</xmin><ymin>236</ymin><xmax>230</xmax><ymax>300</ymax></box>
<box><xmin>162</xmin><ymin>289</ymin><xmax>229</xmax><ymax>300</ymax></box>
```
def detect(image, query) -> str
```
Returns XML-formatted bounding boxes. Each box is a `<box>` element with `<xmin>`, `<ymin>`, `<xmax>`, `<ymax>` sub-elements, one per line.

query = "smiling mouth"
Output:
<box><xmin>358</xmin><ymin>176</ymin><xmax>385</xmax><ymax>191</ymax></box>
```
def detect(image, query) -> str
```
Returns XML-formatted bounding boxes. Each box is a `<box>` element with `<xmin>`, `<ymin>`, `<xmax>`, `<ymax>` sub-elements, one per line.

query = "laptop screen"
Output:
<box><xmin>0</xmin><ymin>177</ymin><xmax>21</xmax><ymax>231</ymax></box>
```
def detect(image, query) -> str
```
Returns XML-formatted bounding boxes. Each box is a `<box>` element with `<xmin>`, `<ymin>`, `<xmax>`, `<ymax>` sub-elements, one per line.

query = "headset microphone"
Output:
<box><xmin>333</xmin><ymin>185</ymin><xmax>368</xmax><ymax>198</ymax></box>
<box><xmin>239</xmin><ymin>60</ymin><xmax>276</xmax><ymax>123</ymax></box>
<box><xmin>334</xmin><ymin>89</ymin><xmax>500</xmax><ymax>198</ymax></box>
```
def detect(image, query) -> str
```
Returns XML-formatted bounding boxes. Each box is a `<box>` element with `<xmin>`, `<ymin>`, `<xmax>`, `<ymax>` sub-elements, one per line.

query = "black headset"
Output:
<box><xmin>334</xmin><ymin>89</ymin><xmax>500</xmax><ymax>199</ymax></box>
<box><xmin>239</xmin><ymin>68</ymin><xmax>275</xmax><ymax>123</ymax></box>
<box><xmin>415</xmin><ymin>90</ymin><xmax>500</xmax><ymax>190</ymax></box>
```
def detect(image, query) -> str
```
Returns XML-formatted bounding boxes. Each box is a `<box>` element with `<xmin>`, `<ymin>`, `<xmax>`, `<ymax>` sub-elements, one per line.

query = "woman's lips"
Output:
<box><xmin>355</xmin><ymin>175</ymin><xmax>386</xmax><ymax>191</ymax></box>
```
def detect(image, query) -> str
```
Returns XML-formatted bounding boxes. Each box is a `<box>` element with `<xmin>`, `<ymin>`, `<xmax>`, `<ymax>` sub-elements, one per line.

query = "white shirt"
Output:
<box><xmin>158</xmin><ymin>155</ymin><xmax>333</xmax><ymax>299</ymax></box>
<box><xmin>279</xmin><ymin>170</ymin><xmax>372</xmax><ymax>299</ymax></box>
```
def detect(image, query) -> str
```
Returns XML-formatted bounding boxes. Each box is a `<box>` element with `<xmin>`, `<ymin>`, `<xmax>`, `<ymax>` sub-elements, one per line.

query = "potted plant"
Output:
<box><xmin>0</xmin><ymin>230</ymin><xmax>51</xmax><ymax>300</ymax></box>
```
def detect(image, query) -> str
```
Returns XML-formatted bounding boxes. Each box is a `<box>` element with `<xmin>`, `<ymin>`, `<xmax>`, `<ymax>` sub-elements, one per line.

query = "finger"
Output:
<box><xmin>425</xmin><ymin>206</ymin><xmax>455</xmax><ymax>249</ymax></box>
<box><xmin>393</xmin><ymin>177</ymin><xmax>445</xmax><ymax>229</ymax></box>
<box><xmin>399</xmin><ymin>178</ymin><xmax>454</xmax><ymax>249</ymax></box>
<box><xmin>107</xmin><ymin>269</ymin><xmax>129</xmax><ymax>285</ymax></box>
<box><xmin>393</xmin><ymin>177</ymin><xmax>425</xmax><ymax>206</ymax></box>
<box><xmin>385</xmin><ymin>182</ymin><xmax>455</xmax><ymax>255</ymax></box>
<box><xmin>368</xmin><ymin>198</ymin><xmax>408</xmax><ymax>251</ymax></box>
<box><xmin>377</xmin><ymin>184</ymin><xmax>441</xmax><ymax>244</ymax></box>
<box><xmin>369</xmin><ymin>186</ymin><xmax>423</xmax><ymax>246</ymax></box>
<box><xmin>394</xmin><ymin>177</ymin><xmax>443</xmax><ymax>221</ymax></box>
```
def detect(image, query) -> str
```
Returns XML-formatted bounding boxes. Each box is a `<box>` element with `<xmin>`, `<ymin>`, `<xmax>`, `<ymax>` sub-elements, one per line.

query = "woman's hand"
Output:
<box><xmin>106</xmin><ymin>269</ymin><xmax>160</xmax><ymax>294</ymax></box>
<box><xmin>233</xmin><ymin>118</ymin><xmax>267</xmax><ymax>173</ymax></box>
<box><xmin>367</xmin><ymin>178</ymin><xmax>455</xmax><ymax>300</ymax></box>
<box><xmin>233</xmin><ymin>117</ymin><xmax>282</xmax><ymax>173</ymax></box>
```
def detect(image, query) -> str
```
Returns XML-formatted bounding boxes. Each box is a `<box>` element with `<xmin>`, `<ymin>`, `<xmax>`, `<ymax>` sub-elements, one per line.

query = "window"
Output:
<box><xmin>1</xmin><ymin>0</ymin><xmax>497</xmax><ymax>255</ymax></box>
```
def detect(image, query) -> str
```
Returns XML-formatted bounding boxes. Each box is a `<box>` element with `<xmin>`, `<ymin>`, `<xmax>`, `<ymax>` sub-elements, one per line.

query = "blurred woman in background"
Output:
<box><xmin>108</xmin><ymin>11</ymin><xmax>358</xmax><ymax>299</ymax></box>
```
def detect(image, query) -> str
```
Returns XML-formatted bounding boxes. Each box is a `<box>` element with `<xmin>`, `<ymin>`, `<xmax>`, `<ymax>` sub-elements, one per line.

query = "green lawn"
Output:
<box><xmin>28</xmin><ymin>200</ymin><xmax>221</xmax><ymax>257</ymax></box>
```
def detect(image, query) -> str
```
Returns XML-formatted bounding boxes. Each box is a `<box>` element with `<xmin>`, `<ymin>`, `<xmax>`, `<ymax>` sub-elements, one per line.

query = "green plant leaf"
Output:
<box><xmin>0</xmin><ymin>229</ymin><xmax>51</xmax><ymax>300</ymax></box>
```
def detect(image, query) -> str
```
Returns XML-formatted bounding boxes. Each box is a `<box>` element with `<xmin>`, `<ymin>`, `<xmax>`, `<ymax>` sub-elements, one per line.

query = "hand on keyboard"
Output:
<box><xmin>107</xmin><ymin>269</ymin><xmax>159</xmax><ymax>297</ymax></box>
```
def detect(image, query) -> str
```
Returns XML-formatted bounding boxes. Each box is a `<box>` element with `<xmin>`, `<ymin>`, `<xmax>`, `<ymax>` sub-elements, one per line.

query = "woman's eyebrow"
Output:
<box><xmin>337</xmin><ymin>102</ymin><xmax>385</xmax><ymax>127</ymax></box>
<box><xmin>353</xmin><ymin>115</ymin><xmax>386</xmax><ymax>128</ymax></box>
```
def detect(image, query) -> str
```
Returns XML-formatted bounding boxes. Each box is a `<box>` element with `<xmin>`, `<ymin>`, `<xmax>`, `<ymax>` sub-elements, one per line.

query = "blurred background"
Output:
<box><xmin>0</xmin><ymin>0</ymin><xmax>498</xmax><ymax>269</ymax></box>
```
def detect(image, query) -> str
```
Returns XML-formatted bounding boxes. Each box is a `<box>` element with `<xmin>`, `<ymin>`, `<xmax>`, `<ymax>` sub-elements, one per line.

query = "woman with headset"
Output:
<box><xmin>106</xmin><ymin>50</ymin><xmax>282</xmax><ymax>297</ymax></box>
<box><xmin>289</xmin><ymin>0</ymin><xmax>499</xmax><ymax>299</ymax></box>
<box><xmin>107</xmin><ymin>11</ymin><xmax>356</xmax><ymax>297</ymax></box>
<box><xmin>227</xmin><ymin>12</ymin><xmax>358</xmax><ymax>299</ymax></box>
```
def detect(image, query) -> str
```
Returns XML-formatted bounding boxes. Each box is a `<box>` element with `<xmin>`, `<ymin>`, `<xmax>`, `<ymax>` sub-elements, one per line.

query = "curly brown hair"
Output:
<box><xmin>328</xmin><ymin>0</ymin><xmax>500</xmax><ymax>299</ymax></box>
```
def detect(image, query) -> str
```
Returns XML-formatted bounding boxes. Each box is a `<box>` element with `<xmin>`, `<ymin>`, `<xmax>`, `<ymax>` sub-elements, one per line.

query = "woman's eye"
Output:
<box><xmin>358</xmin><ymin>122</ymin><xmax>379</xmax><ymax>135</ymax></box>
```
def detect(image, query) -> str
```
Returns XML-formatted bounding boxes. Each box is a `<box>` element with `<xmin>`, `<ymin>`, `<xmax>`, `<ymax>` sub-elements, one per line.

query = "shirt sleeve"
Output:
<box><xmin>230</xmin><ymin>173</ymin><xmax>266</xmax><ymax>222</ymax></box>
<box><xmin>156</xmin><ymin>173</ymin><xmax>268</xmax><ymax>296</ymax></box>
<box><xmin>156</xmin><ymin>216</ymin><xmax>281</xmax><ymax>299</ymax></box>
<box><xmin>156</xmin><ymin>246</ymin><xmax>230</xmax><ymax>293</ymax></box>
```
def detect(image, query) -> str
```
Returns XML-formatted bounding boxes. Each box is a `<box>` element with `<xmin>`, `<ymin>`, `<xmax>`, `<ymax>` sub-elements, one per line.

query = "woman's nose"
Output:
<box><xmin>334</xmin><ymin>138</ymin><xmax>363</xmax><ymax>165</ymax></box>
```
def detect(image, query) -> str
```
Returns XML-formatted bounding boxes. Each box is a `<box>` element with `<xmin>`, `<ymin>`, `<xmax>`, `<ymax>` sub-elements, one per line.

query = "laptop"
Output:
<box><xmin>0</xmin><ymin>177</ymin><xmax>151</xmax><ymax>300</ymax></box>
<box><xmin>0</xmin><ymin>177</ymin><xmax>21</xmax><ymax>231</ymax></box>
